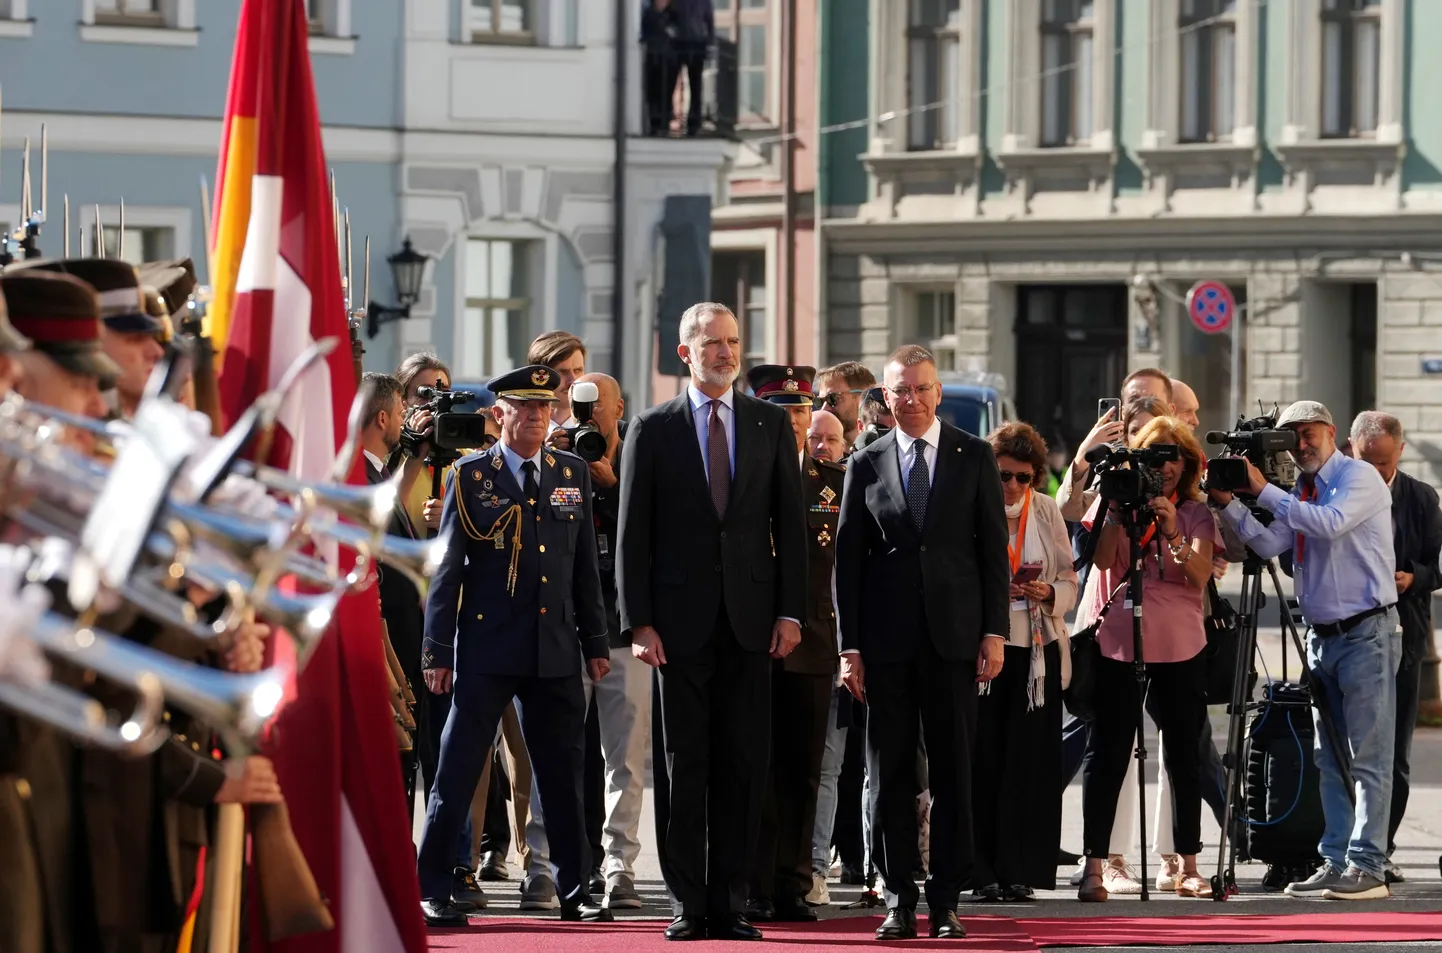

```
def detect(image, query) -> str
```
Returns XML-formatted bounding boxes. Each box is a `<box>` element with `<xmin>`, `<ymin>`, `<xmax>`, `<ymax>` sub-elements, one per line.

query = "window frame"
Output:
<box><xmin>714</xmin><ymin>0</ymin><xmax>772</xmax><ymax>124</ymax></box>
<box><xmin>461</xmin><ymin>238</ymin><xmax>534</xmax><ymax>380</ymax></box>
<box><xmin>1038</xmin><ymin>0</ymin><xmax>1096</xmax><ymax>148</ymax></box>
<box><xmin>711</xmin><ymin>249</ymin><xmax>770</xmax><ymax>373</ymax></box>
<box><xmin>905</xmin><ymin>0</ymin><xmax>963</xmax><ymax>151</ymax></box>
<box><xmin>79</xmin><ymin>0</ymin><xmax>198</xmax><ymax>43</ymax></box>
<box><xmin>910</xmin><ymin>287</ymin><xmax>959</xmax><ymax>371</ymax></box>
<box><xmin>1178</xmin><ymin>0</ymin><xmax>1238</xmax><ymax>144</ymax></box>
<box><xmin>1319</xmin><ymin>0</ymin><xmax>1381</xmax><ymax>139</ymax></box>
<box><xmin>93</xmin><ymin>0</ymin><xmax>164</xmax><ymax>27</ymax></box>
<box><xmin>465</xmin><ymin>0</ymin><xmax>536</xmax><ymax>46</ymax></box>
<box><xmin>0</xmin><ymin>0</ymin><xmax>31</xmax><ymax>22</ymax></box>
<box><xmin>80</xmin><ymin>205</ymin><xmax>191</xmax><ymax>264</ymax></box>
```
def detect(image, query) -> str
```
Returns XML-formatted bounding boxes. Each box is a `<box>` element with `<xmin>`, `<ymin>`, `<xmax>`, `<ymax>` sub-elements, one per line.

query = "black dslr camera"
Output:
<box><xmin>1203</xmin><ymin>406</ymin><xmax>1298</xmax><ymax>493</ymax></box>
<box><xmin>400</xmin><ymin>385</ymin><xmax>490</xmax><ymax>460</ymax></box>
<box><xmin>1085</xmin><ymin>442</ymin><xmax>1181</xmax><ymax>507</ymax></box>
<box><xmin>563</xmin><ymin>381</ymin><xmax>607</xmax><ymax>463</ymax></box>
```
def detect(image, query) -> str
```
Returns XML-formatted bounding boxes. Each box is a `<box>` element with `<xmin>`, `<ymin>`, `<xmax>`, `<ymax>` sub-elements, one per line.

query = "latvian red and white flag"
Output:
<box><xmin>211</xmin><ymin>1</ymin><xmax>426</xmax><ymax>951</ymax></box>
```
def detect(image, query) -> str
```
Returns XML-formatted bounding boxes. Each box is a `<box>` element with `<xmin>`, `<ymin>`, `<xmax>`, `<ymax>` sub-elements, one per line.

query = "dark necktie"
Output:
<box><xmin>708</xmin><ymin>399</ymin><xmax>730</xmax><ymax>517</ymax></box>
<box><xmin>906</xmin><ymin>439</ymin><xmax>930</xmax><ymax>532</ymax></box>
<box><xmin>522</xmin><ymin>460</ymin><xmax>540</xmax><ymax>510</ymax></box>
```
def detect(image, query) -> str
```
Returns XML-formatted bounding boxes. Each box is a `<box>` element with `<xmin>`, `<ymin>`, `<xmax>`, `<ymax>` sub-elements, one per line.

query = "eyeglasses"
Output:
<box><xmin>811</xmin><ymin>388</ymin><xmax>870</xmax><ymax>411</ymax></box>
<box><xmin>998</xmin><ymin>470</ymin><xmax>1033</xmax><ymax>485</ymax></box>
<box><xmin>887</xmin><ymin>384</ymin><xmax>938</xmax><ymax>402</ymax></box>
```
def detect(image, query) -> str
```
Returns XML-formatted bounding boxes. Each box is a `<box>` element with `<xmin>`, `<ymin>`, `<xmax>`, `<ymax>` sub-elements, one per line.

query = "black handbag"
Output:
<box><xmin>1064</xmin><ymin>580</ymin><xmax>1128</xmax><ymax>722</ymax></box>
<box><xmin>1203</xmin><ymin>579</ymin><xmax>1250</xmax><ymax>704</ymax></box>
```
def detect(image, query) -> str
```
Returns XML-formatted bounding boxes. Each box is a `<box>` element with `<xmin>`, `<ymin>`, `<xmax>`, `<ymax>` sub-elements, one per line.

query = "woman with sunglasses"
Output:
<box><xmin>969</xmin><ymin>423</ymin><xmax>1078</xmax><ymax>902</ymax></box>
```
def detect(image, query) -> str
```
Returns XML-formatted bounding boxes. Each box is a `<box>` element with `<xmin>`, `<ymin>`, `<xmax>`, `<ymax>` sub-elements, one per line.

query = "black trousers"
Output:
<box><xmin>973</xmin><ymin>642</ymin><xmax>1063</xmax><ymax>889</ymax></box>
<box><xmin>865</xmin><ymin>638</ymin><xmax>977</xmax><ymax>913</ymax></box>
<box><xmin>654</xmin><ymin>615</ymin><xmax>771</xmax><ymax>918</ymax></box>
<box><xmin>664</xmin><ymin>47</ymin><xmax>707</xmax><ymax>134</ymax></box>
<box><xmin>752</xmin><ymin>669</ymin><xmax>831</xmax><ymax>904</ymax></box>
<box><xmin>416</xmin><ymin>672</ymin><xmax>587</xmax><ymax>903</ymax></box>
<box><xmin>834</xmin><ymin>698</ymin><xmax>868</xmax><ymax>872</ymax></box>
<box><xmin>1081</xmin><ymin>653</ymin><xmax>1208</xmax><ymax>858</ymax></box>
<box><xmin>418</xmin><ymin>687</ymin><xmax>451</xmax><ymax>801</ymax></box>
<box><xmin>585</xmin><ymin>692</ymin><xmax>605</xmax><ymax>871</ymax></box>
<box><xmin>1389</xmin><ymin>642</ymin><xmax>1423</xmax><ymax>856</ymax></box>
<box><xmin>479</xmin><ymin>752</ymin><xmax>510</xmax><ymax>856</ymax></box>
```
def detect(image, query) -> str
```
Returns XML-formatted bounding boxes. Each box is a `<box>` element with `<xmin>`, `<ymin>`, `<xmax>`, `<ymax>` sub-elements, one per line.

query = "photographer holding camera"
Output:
<box><xmin>1212</xmin><ymin>400</ymin><xmax>1399</xmax><ymax>901</ymax></box>
<box><xmin>1077</xmin><ymin>417</ymin><xmax>1217</xmax><ymax>902</ymax></box>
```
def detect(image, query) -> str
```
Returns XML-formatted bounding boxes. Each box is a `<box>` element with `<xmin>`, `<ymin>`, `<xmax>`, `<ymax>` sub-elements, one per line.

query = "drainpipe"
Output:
<box><xmin>612</xmin><ymin>0</ymin><xmax>629</xmax><ymax>388</ymax></box>
<box><xmin>781</xmin><ymin>0</ymin><xmax>797</xmax><ymax>362</ymax></box>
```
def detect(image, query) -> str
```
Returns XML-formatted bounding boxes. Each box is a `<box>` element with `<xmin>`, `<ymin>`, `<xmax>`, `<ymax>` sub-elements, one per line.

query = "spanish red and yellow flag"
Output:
<box><xmin>208</xmin><ymin>4</ymin><xmax>426</xmax><ymax>952</ymax></box>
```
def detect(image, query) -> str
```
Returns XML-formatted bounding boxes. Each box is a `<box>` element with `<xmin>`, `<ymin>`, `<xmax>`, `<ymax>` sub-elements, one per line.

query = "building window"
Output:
<box><xmin>715</xmin><ymin>0</ymin><xmax>770</xmax><ymax>121</ymax></box>
<box><xmin>467</xmin><ymin>0</ymin><xmax>532</xmax><ymax>43</ymax></box>
<box><xmin>0</xmin><ymin>0</ymin><xmax>31</xmax><ymax>21</ymax></box>
<box><xmin>1321</xmin><ymin>0</ymin><xmax>1380</xmax><ymax>138</ymax></box>
<box><xmin>462</xmin><ymin>239</ymin><xmax>531</xmax><ymax>378</ymax></box>
<box><xmin>1179</xmin><ymin>0</ymin><xmax>1236</xmax><ymax>143</ymax></box>
<box><xmin>94</xmin><ymin>0</ymin><xmax>163</xmax><ymax>25</ymax></box>
<box><xmin>1040</xmin><ymin>0</ymin><xmax>1094</xmax><ymax>147</ymax></box>
<box><xmin>306</xmin><ymin>0</ymin><xmax>322</xmax><ymax>34</ymax></box>
<box><xmin>101</xmin><ymin>225</ymin><xmax>174</xmax><ymax>265</ymax></box>
<box><xmin>907</xmin><ymin>0</ymin><xmax>961</xmax><ymax>150</ymax></box>
<box><xmin>712</xmin><ymin>250</ymin><xmax>768</xmax><ymax>373</ymax></box>
<box><xmin>912</xmin><ymin>290</ymin><xmax>957</xmax><ymax>370</ymax></box>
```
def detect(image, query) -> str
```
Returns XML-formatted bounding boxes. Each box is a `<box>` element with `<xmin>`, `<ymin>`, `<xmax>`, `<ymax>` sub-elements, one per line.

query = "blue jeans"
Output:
<box><xmin>812</xmin><ymin>690</ymin><xmax>847</xmax><ymax>876</ymax></box>
<box><xmin>1306</xmin><ymin>608</ymin><xmax>1401</xmax><ymax>880</ymax></box>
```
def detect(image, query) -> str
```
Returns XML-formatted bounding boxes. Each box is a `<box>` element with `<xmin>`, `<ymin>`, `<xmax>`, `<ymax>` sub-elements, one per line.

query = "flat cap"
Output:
<box><xmin>488</xmin><ymin>364</ymin><xmax>561</xmax><ymax>402</ymax></box>
<box><xmin>746</xmin><ymin>364</ymin><xmax>816</xmax><ymax>406</ymax></box>
<box><xmin>1277</xmin><ymin>400</ymin><xmax>1334</xmax><ymax>429</ymax></box>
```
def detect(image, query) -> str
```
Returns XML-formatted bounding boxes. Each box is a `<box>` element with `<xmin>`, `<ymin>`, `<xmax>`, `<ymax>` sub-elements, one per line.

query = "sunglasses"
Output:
<box><xmin>998</xmin><ymin>470</ymin><xmax>1033</xmax><ymax>485</ymax></box>
<box><xmin>811</xmin><ymin>388</ymin><xmax>871</xmax><ymax>411</ymax></box>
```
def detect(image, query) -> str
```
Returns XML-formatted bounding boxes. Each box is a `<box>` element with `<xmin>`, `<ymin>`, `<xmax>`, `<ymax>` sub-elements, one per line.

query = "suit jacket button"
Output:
<box><xmin>540</xmin><ymin>607</ymin><xmax>548</xmax><ymax>615</ymax></box>
<box><xmin>539</xmin><ymin>545</ymin><xmax>546</xmax><ymax>553</ymax></box>
<box><xmin>920</xmin><ymin>545</ymin><xmax>927</xmax><ymax>552</ymax></box>
<box><xmin>720</xmin><ymin>531</ymin><xmax>727</xmax><ymax>539</ymax></box>
<box><xmin>714</xmin><ymin>564</ymin><xmax>721</xmax><ymax>573</ymax></box>
<box><xmin>476</xmin><ymin>613</ymin><xmax>484</xmax><ymax>621</ymax></box>
<box><xmin>541</xmin><ymin>576</ymin><xmax>548</xmax><ymax>583</ymax></box>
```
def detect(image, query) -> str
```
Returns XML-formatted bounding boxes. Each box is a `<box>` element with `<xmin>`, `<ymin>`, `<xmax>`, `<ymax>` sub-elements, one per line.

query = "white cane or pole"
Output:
<box><xmin>208</xmin><ymin>802</ymin><xmax>246</xmax><ymax>953</ymax></box>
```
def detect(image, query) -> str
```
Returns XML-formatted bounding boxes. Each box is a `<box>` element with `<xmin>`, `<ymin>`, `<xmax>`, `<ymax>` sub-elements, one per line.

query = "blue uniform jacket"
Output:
<box><xmin>422</xmin><ymin>443</ymin><xmax>608</xmax><ymax>679</ymax></box>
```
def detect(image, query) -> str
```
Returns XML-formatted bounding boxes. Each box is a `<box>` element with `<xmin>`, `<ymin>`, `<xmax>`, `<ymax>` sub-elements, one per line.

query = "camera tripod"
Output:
<box><xmin>1210</xmin><ymin>549</ymin><xmax>1354</xmax><ymax>901</ymax></box>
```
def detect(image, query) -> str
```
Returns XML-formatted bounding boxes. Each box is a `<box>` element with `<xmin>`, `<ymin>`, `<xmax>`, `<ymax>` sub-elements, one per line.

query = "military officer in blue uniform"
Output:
<box><xmin>416</xmin><ymin>364</ymin><xmax>612</xmax><ymax>927</ymax></box>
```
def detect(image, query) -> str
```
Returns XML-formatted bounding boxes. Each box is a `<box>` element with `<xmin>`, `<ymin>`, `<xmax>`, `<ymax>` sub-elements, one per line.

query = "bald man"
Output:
<box><xmin>808</xmin><ymin>409</ymin><xmax>846</xmax><ymax>464</ymax></box>
<box><xmin>1172</xmin><ymin>380</ymin><xmax>1200</xmax><ymax>430</ymax></box>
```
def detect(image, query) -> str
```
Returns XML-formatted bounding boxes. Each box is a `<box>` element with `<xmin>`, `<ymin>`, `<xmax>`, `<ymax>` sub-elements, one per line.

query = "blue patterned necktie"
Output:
<box><xmin>906</xmin><ymin>439</ymin><xmax>929</xmax><ymax>532</ymax></box>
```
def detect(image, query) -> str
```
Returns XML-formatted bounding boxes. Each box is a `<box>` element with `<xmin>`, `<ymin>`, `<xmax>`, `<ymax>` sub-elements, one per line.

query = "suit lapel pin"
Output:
<box><xmin>484</xmin><ymin>479</ymin><xmax>493</xmax><ymax>490</ymax></box>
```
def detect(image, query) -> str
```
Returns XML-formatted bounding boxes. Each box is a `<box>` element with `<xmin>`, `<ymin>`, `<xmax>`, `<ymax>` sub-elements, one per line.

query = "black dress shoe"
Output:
<box><xmin>708</xmin><ymin>913</ymin><xmax>763</xmax><ymax>941</ymax></box>
<box><xmin>1003</xmin><ymin>885</ymin><xmax>1036</xmax><ymax>902</ymax></box>
<box><xmin>589</xmin><ymin>867</ymin><xmax>606</xmax><ymax>895</ymax></box>
<box><xmin>928</xmin><ymin>909</ymin><xmax>967</xmax><ymax>940</ymax></box>
<box><xmin>420</xmin><ymin>899</ymin><xmax>468</xmax><ymax>927</ymax></box>
<box><xmin>560</xmin><ymin>898</ymin><xmax>615</xmax><ymax>923</ymax></box>
<box><xmin>969</xmin><ymin>883</ymin><xmax>1002</xmax><ymax>903</ymax></box>
<box><xmin>771</xmin><ymin>900</ymin><xmax>818</xmax><ymax>922</ymax></box>
<box><xmin>664</xmin><ymin>915</ymin><xmax>705</xmax><ymax>941</ymax></box>
<box><xmin>875</xmin><ymin>908</ymin><xmax>917</xmax><ymax>941</ymax></box>
<box><xmin>1261</xmin><ymin>864</ymin><xmax>1291</xmax><ymax>892</ymax></box>
<box><xmin>744</xmin><ymin>897</ymin><xmax>775</xmax><ymax>922</ymax></box>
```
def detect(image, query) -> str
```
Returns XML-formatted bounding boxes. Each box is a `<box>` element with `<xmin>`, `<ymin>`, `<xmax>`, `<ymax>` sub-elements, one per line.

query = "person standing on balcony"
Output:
<box><xmin>670</xmin><ymin>0</ymin><xmax>714</xmax><ymax>136</ymax></box>
<box><xmin>642</xmin><ymin>0</ymin><xmax>679</xmax><ymax>136</ymax></box>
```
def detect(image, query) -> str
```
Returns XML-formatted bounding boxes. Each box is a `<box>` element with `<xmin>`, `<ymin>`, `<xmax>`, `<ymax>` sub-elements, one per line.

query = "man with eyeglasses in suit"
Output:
<box><xmin>815</xmin><ymin>363</ymin><xmax>877</xmax><ymax>447</ymax></box>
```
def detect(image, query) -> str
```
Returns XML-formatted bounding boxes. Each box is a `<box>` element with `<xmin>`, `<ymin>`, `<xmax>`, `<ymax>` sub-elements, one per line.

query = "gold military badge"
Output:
<box><xmin>817</xmin><ymin>527</ymin><xmax>832</xmax><ymax>547</ymax></box>
<box><xmin>819</xmin><ymin>485</ymin><xmax>837</xmax><ymax>505</ymax></box>
<box><xmin>784</xmin><ymin>380</ymin><xmax>799</xmax><ymax>392</ymax></box>
<box><xmin>531</xmin><ymin>368</ymin><xmax>549</xmax><ymax>386</ymax></box>
<box><xmin>564</xmin><ymin>466</ymin><xmax>573</xmax><ymax>479</ymax></box>
<box><xmin>473</xmin><ymin>470</ymin><xmax>482</xmax><ymax>481</ymax></box>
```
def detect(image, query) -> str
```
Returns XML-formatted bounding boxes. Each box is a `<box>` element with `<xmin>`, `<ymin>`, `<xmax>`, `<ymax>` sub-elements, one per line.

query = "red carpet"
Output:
<box><xmin>427</xmin><ymin>911</ymin><xmax>1442</xmax><ymax>950</ymax></box>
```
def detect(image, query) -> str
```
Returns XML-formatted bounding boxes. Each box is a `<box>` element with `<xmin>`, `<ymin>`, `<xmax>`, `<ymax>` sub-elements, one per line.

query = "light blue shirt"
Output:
<box><xmin>498</xmin><ymin>441</ymin><xmax>543</xmax><ymax>493</ymax></box>
<box><xmin>687</xmin><ymin>384</ymin><xmax>737</xmax><ymax>484</ymax></box>
<box><xmin>894</xmin><ymin>417</ymin><xmax>941</xmax><ymax>495</ymax></box>
<box><xmin>1222</xmin><ymin>449</ymin><xmax>1397</xmax><ymax>626</ymax></box>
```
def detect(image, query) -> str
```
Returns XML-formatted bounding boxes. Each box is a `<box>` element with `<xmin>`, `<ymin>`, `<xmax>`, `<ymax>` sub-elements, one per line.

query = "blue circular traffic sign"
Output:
<box><xmin>1187</xmin><ymin>280</ymin><xmax>1235</xmax><ymax>334</ymax></box>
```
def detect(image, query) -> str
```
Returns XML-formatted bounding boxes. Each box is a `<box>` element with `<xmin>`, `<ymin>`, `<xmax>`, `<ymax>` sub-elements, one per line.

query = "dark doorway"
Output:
<box><xmin>1014</xmin><ymin>284</ymin><xmax>1130</xmax><ymax>460</ymax></box>
<box><xmin>1350</xmin><ymin>282</ymin><xmax>1378</xmax><ymax>427</ymax></box>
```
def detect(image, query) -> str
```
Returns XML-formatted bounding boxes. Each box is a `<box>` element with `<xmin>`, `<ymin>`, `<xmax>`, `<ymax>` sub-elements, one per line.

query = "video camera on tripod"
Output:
<box><xmin>399</xmin><ymin>385</ymin><xmax>489</xmax><ymax>464</ymax></box>
<box><xmin>1084</xmin><ymin>442</ymin><xmax>1180</xmax><ymax>508</ymax></box>
<box><xmin>1203</xmin><ymin>407</ymin><xmax>1298</xmax><ymax>495</ymax></box>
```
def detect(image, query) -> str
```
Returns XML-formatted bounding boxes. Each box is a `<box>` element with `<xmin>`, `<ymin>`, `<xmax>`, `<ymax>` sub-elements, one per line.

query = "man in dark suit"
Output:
<box><xmin>416</xmin><ymin>364</ymin><xmax>612</xmax><ymax>927</ymax></box>
<box><xmin>835</xmin><ymin>344</ymin><xmax>1010</xmax><ymax>941</ymax></box>
<box><xmin>618</xmin><ymin>302</ymin><xmax>807</xmax><ymax>941</ymax></box>
<box><xmin>1350</xmin><ymin>411</ymin><xmax>1442</xmax><ymax>883</ymax></box>
<box><xmin>742</xmin><ymin>364</ymin><xmax>845</xmax><ymax>924</ymax></box>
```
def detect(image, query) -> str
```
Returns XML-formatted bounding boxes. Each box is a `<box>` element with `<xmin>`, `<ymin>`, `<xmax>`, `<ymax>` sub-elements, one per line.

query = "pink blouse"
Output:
<box><xmin>1081</xmin><ymin>497</ymin><xmax>1218</xmax><ymax>664</ymax></box>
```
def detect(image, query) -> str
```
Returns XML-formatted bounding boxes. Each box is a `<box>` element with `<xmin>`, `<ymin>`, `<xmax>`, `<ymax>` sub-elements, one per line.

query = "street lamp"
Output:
<box><xmin>366</xmin><ymin>237</ymin><xmax>429</xmax><ymax>339</ymax></box>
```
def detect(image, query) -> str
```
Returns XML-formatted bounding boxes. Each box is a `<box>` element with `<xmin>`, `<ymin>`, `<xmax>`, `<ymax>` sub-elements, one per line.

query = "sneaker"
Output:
<box><xmin>1156</xmin><ymin>854</ymin><xmax>1181</xmax><ymax>892</ymax></box>
<box><xmin>1321</xmin><ymin>866</ymin><xmax>1390</xmax><ymax>901</ymax></box>
<box><xmin>805</xmin><ymin>873</ymin><xmax>830</xmax><ymax>906</ymax></box>
<box><xmin>1285</xmin><ymin>863</ymin><xmax>1345</xmax><ymax>897</ymax></box>
<box><xmin>1102</xmin><ymin>855</ymin><xmax>1142</xmax><ymax>895</ymax></box>
<box><xmin>1068</xmin><ymin>859</ymin><xmax>1086</xmax><ymax>887</ymax></box>
<box><xmin>452</xmin><ymin>867</ymin><xmax>488</xmax><ymax>912</ymax></box>
<box><xmin>479</xmin><ymin>850</ymin><xmax>510</xmax><ymax>881</ymax></box>
<box><xmin>605</xmin><ymin>873</ymin><xmax>643</xmax><ymax>909</ymax></box>
<box><xmin>520</xmin><ymin>874</ymin><xmax>561</xmax><ymax>911</ymax></box>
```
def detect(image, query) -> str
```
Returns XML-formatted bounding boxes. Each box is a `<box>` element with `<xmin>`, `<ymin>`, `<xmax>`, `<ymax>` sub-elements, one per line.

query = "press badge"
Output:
<box><xmin>1010</xmin><ymin>599</ymin><xmax>1028</xmax><ymax>613</ymax></box>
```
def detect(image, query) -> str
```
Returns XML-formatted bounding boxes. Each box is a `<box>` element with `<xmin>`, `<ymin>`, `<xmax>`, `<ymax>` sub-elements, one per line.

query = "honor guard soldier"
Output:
<box><xmin>417</xmin><ymin>364</ymin><xmax>612</xmax><ymax>928</ymax></box>
<box><xmin>744</xmin><ymin>364</ymin><xmax>846</xmax><ymax>922</ymax></box>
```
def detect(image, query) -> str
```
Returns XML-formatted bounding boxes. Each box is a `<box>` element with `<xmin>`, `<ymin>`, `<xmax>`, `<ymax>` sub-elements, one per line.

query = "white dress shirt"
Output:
<box><xmin>363</xmin><ymin>448</ymin><xmax>386</xmax><ymax>475</ymax></box>
<box><xmin>499</xmin><ymin>441</ymin><xmax>544</xmax><ymax>489</ymax></box>
<box><xmin>687</xmin><ymin>384</ymin><xmax>738</xmax><ymax>482</ymax></box>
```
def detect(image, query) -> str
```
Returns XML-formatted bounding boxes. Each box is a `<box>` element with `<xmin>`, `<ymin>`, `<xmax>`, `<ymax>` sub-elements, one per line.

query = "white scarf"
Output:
<box><xmin>1002</xmin><ymin>492</ymin><xmax>1048</xmax><ymax>709</ymax></box>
